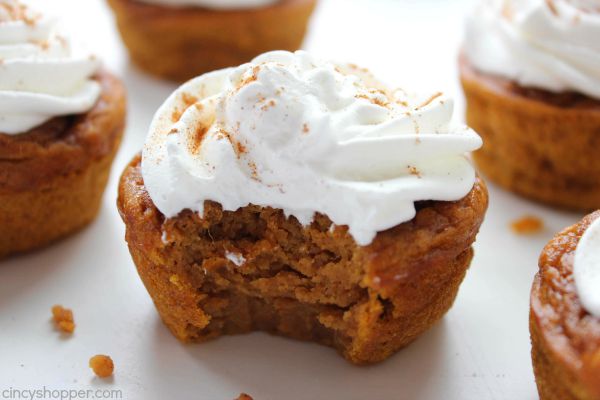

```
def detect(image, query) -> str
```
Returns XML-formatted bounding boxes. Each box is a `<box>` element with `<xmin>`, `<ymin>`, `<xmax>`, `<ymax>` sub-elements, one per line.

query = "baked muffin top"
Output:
<box><xmin>533</xmin><ymin>211</ymin><xmax>600</xmax><ymax>394</ymax></box>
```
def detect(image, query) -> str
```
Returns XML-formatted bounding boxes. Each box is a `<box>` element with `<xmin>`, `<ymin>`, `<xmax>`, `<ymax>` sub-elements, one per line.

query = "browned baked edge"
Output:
<box><xmin>0</xmin><ymin>70</ymin><xmax>127</xmax><ymax>193</ymax></box>
<box><xmin>0</xmin><ymin>70</ymin><xmax>127</xmax><ymax>259</ymax></box>
<box><xmin>530</xmin><ymin>211</ymin><xmax>600</xmax><ymax>400</ymax></box>
<box><xmin>117</xmin><ymin>154</ymin><xmax>488</xmax><ymax>364</ymax></box>
<box><xmin>460</xmin><ymin>56</ymin><xmax>600</xmax><ymax>211</ymax></box>
<box><xmin>106</xmin><ymin>0</ymin><xmax>317</xmax><ymax>81</ymax></box>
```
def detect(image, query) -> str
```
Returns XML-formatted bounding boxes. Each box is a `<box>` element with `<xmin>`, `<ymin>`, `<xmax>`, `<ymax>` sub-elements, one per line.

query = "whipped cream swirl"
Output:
<box><xmin>142</xmin><ymin>51</ymin><xmax>482</xmax><ymax>246</ymax></box>
<box><xmin>135</xmin><ymin>0</ymin><xmax>278</xmax><ymax>10</ymax></box>
<box><xmin>574</xmin><ymin>216</ymin><xmax>600</xmax><ymax>318</ymax></box>
<box><xmin>0</xmin><ymin>0</ymin><xmax>101</xmax><ymax>135</ymax></box>
<box><xmin>464</xmin><ymin>0</ymin><xmax>600</xmax><ymax>99</ymax></box>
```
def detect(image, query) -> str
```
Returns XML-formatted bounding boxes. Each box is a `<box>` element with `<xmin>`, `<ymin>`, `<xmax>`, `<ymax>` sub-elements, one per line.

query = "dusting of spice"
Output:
<box><xmin>190</xmin><ymin>124</ymin><xmax>209</xmax><ymax>153</ymax></box>
<box><xmin>408</xmin><ymin>166</ymin><xmax>422</xmax><ymax>178</ymax></box>
<box><xmin>260</xmin><ymin>99</ymin><xmax>276</xmax><ymax>112</ymax></box>
<box><xmin>29</xmin><ymin>39</ymin><xmax>50</xmax><ymax>51</ymax></box>
<box><xmin>236</xmin><ymin>141</ymin><xmax>247</xmax><ymax>155</ymax></box>
<box><xmin>502</xmin><ymin>0</ymin><xmax>514</xmax><ymax>20</ymax></box>
<box><xmin>0</xmin><ymin>1</ymin><xmax>40</xmax><ymax>25</ymax></box>
<box><xmin>238</xmin><ymin>65</ymin><xmax>260</xmax><ymax>90</ymax></box>
<box><xmin>545</xmin><ymin>0</ymin><xmax>559</xmax><ymax>16</ymax></box>
<box><xmin>416</xmin><ymin>92</ymin><xmax>443</xmax><ymax>110</ymax></box>
<box><xmin>171</xmin><ymin>91</ymin><xmax>198</xmax><ymax>122</ymax></box>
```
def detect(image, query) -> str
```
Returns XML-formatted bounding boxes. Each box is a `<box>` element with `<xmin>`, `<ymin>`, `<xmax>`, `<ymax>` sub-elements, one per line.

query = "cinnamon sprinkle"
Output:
<box><xmin>408</xmin><ymin>166</ymin><xmax>422</xmax><ymax>178</ymax></box>
<box><xmin>181</xmin><ymin>92</ymin><xmax>198</xmax><ymax>108</ymax></box>
<box><xmin>545</xmin><ymin>0</ymin><xmax>559</xmax><ymax>16</ymax></box>
<box><xmin>502</xmin><ymin>0</ymin><xmax>514</xmax><ymax>20</ymax></box>
<box><xmin>216</xmin><ymin>127</ymin><xmax>246</xmax><ymax>160</ymax></box>
<box><xmin>190</xmin><ymin>124</ymin><xmax>209</xmax><ymax>153</ymax></box>
<box><xmin>171</xmin><ymin>92</ymin><xmax>198</xmax><ymax>122</ymax></box>
<box><xmin>248</xmin><ymin>160</ymin><xmax>260</xmax><ymax>182</ymax></box>
<box><xmin>236</xmin><ymin>141</ymin><xmax>247</xmax><ymax>155</ymax></box>
<box><xmin>355</xmin><ymin>93</ymin><xmax>390</xmax><ymax>108</ymax></box>
<box><xmin>0</xmin><ymin>1</ymin><xmax>40</xmax><ymax>25</ymax></box>
<box><xmin>416</xmin><ymin>92</ymin><xmax>443</xmax><ymax>109</ymax></box>
<box><xmin>238</xmin><ymin>65</ymin><xmax>260</xmax><ymax>89</ymax></box>
<box><xmin>347</xmin><ymin>63</ymin><xmax>370</xmax><ymax>74</ymax></box>
<box><xmin>29</xmin><ymin>39</ymin><xmax>49</xmax><ymax>51</ymax></box>
<box><xmin>261</xmin><ymin>99</ymin><xmax>276</xmax><ymax>112</ymax></box>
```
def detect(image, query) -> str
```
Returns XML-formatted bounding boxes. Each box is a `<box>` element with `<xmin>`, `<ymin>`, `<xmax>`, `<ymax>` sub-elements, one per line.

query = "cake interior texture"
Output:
<box><xmin>118</xmin><ymin>156</ymin><xmax>488</xmax><ymax>364</ymax></box>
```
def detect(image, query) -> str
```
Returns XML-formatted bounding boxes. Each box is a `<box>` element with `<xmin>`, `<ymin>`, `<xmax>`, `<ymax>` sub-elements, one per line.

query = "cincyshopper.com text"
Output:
<box><xmin>1</xmin><ymin>387</ymin><xmax>123</xmax><ymax>400</ymax></box>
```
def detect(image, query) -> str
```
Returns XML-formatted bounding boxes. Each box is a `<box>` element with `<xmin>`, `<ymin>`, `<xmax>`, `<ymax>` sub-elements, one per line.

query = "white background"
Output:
<box><xmin>0</xmin><ymin>1</ymin><xmax>585</xmax><ymax>399</ymax></box>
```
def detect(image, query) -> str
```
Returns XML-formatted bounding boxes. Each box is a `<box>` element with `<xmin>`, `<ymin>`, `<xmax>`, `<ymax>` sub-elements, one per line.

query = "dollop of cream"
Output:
<box><xmin>142</xmin><ymin>51</ymin><xmax>482</xmax><ymax>246</ymax></box>
<box><xmin>0</xmin><ymin>0</ymin><xmax>101</xmax><ymax>135</ymax></box>
<box><xmin>464</xmin><ymin>0</ymin><xmax>600</xmax><ymax>99</ymax></box>
<box><xmin>574</xmin><ymin>216</ymin><xmax>600</xmax><ymax>318</ymax></box>
<box><xmin>135</xmin><ymin>0</ymin><xmax>278</xmax><ymax>10</ymax></box>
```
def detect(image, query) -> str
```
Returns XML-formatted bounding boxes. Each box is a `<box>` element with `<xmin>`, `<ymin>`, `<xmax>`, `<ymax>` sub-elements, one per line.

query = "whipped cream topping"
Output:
<box><xmin>0</xmin><ymin>0</ymin><xmax>101</xmax><ymax>135</ymax></box>
<box><xmin>135</xmin><ymin>0</ymin><xmax>278</xmax><ymax>10</ymax></box>
<box><xmin>464</xmin><ymin>0</ymin><xmax>600</xmax><ymax>99</ymax></box>
<box><xmin>574</xmin><ymin>216</ymin><xmax>600</xmax><ymax>318</ymax></box>
<box><xmin>142</xmin><ymin>51</ymin><xmax>482</xmax><ymax>246</ymax></box>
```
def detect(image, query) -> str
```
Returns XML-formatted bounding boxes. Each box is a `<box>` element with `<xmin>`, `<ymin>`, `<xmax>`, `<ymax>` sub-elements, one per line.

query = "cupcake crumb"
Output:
<box><xmin>89</xmin><ymin>355</ymin><xmax>114</xmax><ymax>378</ymax></box>
<box><xmin>510</xmin><ymin>216</ymin><xmax>544</xmax><ymax>235</ymax></box>
<box><xmin>51</xmin><ymin>305</ymin><xmax>75</xmax><ymax>334</ymax></box>
<box><xmin>235</xmin><ymin>394</ymin><xmax>253</xmax><ymax>400</ymax></box>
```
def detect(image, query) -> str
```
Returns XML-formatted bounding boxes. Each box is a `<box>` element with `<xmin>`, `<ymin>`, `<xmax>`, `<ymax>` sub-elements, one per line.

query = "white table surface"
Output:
<box><xmin>0</xmin><ymin>1</ymin><xmax>585</xmax><ymax>399</ymax></box>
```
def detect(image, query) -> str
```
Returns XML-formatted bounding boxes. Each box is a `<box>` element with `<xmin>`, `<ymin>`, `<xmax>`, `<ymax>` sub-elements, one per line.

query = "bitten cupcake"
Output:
<box><xmin>461</xmin><ymin>0</ymin><xmax>600</xmax><ymax>210</ymax></box>
<box><xmin>106</xmin><ymin>0</ymin><xmax>317</xmax><ymax>81</ymax></box>
<box><xmin>0</xmin><ymin>0</ymin><xmax>126</xmax><ymax>258</ymax></box>
<box><xmin>530</xmin><ymin>211</ymin><xmax>600</xmax><ymax>400</ymax></box>
<box><xmin>118</xmin><ymin>51</ymin><xmax>488</xmax><ymax>364</ymax></box>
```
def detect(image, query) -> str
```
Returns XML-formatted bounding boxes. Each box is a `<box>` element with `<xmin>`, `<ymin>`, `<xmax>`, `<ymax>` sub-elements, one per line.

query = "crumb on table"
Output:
<box><xmin>235</xmin><ymin>394</ymin><xmax>253</xmax><ymax>400</ymax></box>
<box><xmin>51</xmin><ymin>305</ymin><xmax>75</xmax><ymax>334</ymax></box>
<box><xmin>89</xmin><ymin>355</ymin><xmax>114</xmax><ymax>378</ymax></box>
<box><xmin>510</xmin><ymin>216</ymin><xmax>544</xmax><ymax>235</ymax></box>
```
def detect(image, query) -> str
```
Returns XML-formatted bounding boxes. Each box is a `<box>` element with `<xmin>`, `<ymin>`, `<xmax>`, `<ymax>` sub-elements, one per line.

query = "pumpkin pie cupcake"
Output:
<box><xmin>461</xmin><ymin>0</ymin><xmax>600</xmax><ymax>210</ymax></box>
<box><xmin>0</xmin><ymin>0</ymin><xmax>126</xmax><ymax>258</ymax></box>
<box><xmin>118</xmin><ymin>51</ymin><xmax>488</xmax><ymax>364</ymax></box>
<box><xmin>106</xmin><ymin>0</ymin><xmax>317</xmax><ymax>81</ymax></box>
<box><xmin>530</xmin><ymin>211</ymin><xmax>600</xmax><ymax>400</ymax></box>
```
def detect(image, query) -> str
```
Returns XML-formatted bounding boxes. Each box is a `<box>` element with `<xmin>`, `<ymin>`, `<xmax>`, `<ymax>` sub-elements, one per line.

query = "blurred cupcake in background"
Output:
<box><xmin>0</xmin><ymin>0</ymin><xmax>126</xmax><ymax>258</ymax></box>
<box><xmin>106</xmin><ymin>0</ymin><xmax>318</xmax><ymax>81</ymax></box>
<box><xmin>460</xmin><ymin>0</ymin><xmax>600</xmax><ymax>210</ymax></box>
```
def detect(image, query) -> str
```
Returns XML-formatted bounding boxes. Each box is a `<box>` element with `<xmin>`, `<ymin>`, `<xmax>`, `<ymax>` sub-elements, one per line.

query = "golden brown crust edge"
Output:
<box><xmin>117</xmin><ymin>155</ymin><xmax>488</xmax><ymax>364</ymax></box>
<box><xmin>0</xmin><ymin>70</ymin><xmax>127</xmax><ymax>259</ymax></box>
<box><xmin>107</xmin><ymin>0</ymin><xmax>317</xmax><ymax>81</ymax></box>
<box><xmin>530</xmin><ymin>211</ymin><xmax>600</xmax><ymax>400</ymax></box>
<box><xmin>460</xmin><ymin>57</ymin><xmax>600</xmax><ymax>211</ymax></box>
